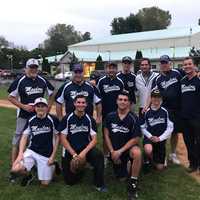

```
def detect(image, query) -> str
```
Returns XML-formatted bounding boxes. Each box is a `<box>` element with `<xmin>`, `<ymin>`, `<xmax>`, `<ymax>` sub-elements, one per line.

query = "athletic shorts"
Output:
<box><xmin>21</xmin><ymin>149</ymin><xmax>54</xmax><ymax>181</ymax></box>
<box><xmin>143</xmin><ymin>137</ymin><xmax>166</xmax><ymax>164</ymax></box>
<box><xmin>167</xmin><ymin>110</ymin><xmax>182</xmax><ymax>134</ymax></box>
<box><xmin>12</xmin><ymin>117</ymin><xmax>27</xmax><ymax>146</ymax></box>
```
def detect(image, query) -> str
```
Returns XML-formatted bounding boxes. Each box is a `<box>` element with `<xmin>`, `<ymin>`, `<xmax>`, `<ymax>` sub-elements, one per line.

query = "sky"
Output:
<box><xmin>0</xmin><ymin>0</ymin><xmax>199</xmax><ymax>50</ymax></box>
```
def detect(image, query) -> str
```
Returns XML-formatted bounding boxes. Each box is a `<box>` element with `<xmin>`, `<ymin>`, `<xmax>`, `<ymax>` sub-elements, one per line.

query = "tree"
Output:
<box><xmin>43</xmin><ymin>24</ymin><xmax>91</xmax><ymax>56</ymax></box>
<box><xmin>189</xmin><ymin>47</ymin><xmax>200</xmax><ymax>66</ymax></box>
<box><xmin>69</xmin><ymin>52</ymin><xmax>79</xmax><ymax>71</ymax></box>
<box><xmin>134</xmin><ymin>50</ymin><xmax>143</xmax><ymax>73</ymax></box>
<box><xmin>96</xmin><ymin>55</ymin><xmax>104</xmax><ymax>70</ymax></box>
<box><xmin>0</xmin><ymin>36</ymin><xmax>9</xmax><ymax>48</ymax></box>
<box><xmin>82</xmin><ymin>32</ymin><xmax>91</xmax><ymax>41</ymax></box>
<box><xmin>111</xmin><ymin>14</ymin><xmax>142</xmax><ymax>35</ymax></box>
<box><xmin>136</xmin><ymin>7</ymin><xmax>171</xmax><ymax>31</ymax></box>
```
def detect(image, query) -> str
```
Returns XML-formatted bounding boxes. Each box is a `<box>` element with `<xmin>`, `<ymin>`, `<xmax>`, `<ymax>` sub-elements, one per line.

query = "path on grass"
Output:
<box><xmin>0</xmin><ymin>99</ymin><xmax>200</xmax><ymax>182</ymax></box>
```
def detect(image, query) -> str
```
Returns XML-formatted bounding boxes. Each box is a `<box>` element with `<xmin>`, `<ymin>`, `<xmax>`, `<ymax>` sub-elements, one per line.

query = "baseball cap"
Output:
<box><xmin>34</xmin><ymin>97</ymin><xmax>48</xmax><ymax>106</ymax></box>
<box><xmin>151</xmin><ymin>89</ymin><xmax>162</xmax><ymax>98</ymax></box>
<box><xmin>26</xmin><ymin>58</ymin><xmax>39</xmax><ymax>68</ymax></box>
<box><xmin>73</xmin><ymin>64</ymin><xmax>83</xmax><ymax>73</ymax></box>
<box><xmin>107</xmin><ymin>62</ymin><xmax>118</xmax><ymax>68</ymax></box>
<box><xmin>122</xmin><ymin>56</ymin><xmax>132</xmax><ymax>63</ymax></box>
<box><xmin>159</xmin><ymin>55</ymin><xmax>171</xmax><ymax>63</ymax></box>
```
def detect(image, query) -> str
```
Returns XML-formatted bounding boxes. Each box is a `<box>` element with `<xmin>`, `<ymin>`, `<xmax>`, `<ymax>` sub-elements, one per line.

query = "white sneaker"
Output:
<box><xmin>169</xmin><ymin>153</ymin><xmax>180</xmax><ymax>165</ymax></box>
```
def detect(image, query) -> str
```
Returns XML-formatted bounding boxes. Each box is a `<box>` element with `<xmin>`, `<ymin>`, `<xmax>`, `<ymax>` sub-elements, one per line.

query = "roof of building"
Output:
<box><xmin>69</xmin><ymin>26</ymin><xmax>200</xmax><ymax>48</ymax></box>
<box><xmin>69</xmin><ymin>47</ymin><xmax>191</xmax><ymax>62</ymax></box>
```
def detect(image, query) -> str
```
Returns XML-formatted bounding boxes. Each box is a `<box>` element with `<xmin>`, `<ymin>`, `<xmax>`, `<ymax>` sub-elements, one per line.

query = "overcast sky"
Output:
<box><xmin>0</xmin><ymin>0</ymin><xmax>199</xmax><ymax>50</ymax></box>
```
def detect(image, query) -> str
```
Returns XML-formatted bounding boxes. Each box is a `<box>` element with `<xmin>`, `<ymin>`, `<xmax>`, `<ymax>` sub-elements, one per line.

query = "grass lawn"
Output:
<box><xmin>0</xmin><ymin>107</ymin><xmax>200</xmax><ymax>200</ymax></box>
<box><xmin>0</xmin><ymin>86</ymin><xmax>8</xmax><ymax>99</ymax></box>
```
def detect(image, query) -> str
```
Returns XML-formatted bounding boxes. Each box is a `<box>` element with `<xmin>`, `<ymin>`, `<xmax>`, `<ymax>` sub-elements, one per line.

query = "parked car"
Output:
<box><xmin>54</xmin><ymin>72</ymin><xmax>73</xmax><ymax>80</ymax></box>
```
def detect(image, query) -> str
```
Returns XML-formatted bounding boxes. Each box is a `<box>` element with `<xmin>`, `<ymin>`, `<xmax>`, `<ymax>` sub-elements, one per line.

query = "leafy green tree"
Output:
<box><xmin>136</xmin><ymin>7</ymin><xmax>171</xmax><ymax>31</ymax></box>
<box><xmin>82</xmin><ymin>32</ymin><xmax>91</xmax><ymax>41</ymax></box>
<box><xmin>111</xmin><ymin>14</ymin><xmax>142</xmax><ymax>35</ymax></box>
<box><xmin>134</xmin><ymin>50</ymin><xmax>143</xmax><ymax>73</ymax></box>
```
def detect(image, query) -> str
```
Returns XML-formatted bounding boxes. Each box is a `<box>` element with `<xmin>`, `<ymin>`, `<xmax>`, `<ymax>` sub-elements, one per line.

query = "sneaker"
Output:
<box><xmin>169</xmin><ymin>153</ymin><xmax>180</xmax><ymax>165</ymax></box>
<box><xmin>21</xmin><ymin>174</ymin><xmax>34</xmax><ymax>186</ymax></box>
<box><xmin>95</xmin><ymin>186</ymin><xmax>108</xmax><ymax>192</ymax></box>
<box><xmin>127</xmin><ymin>178</ymin><xmax>138</xmax><ymax>200</ymax></box>
<box><xmin>9</xmin><ymin>172</ymin><xmax>17</xmax><ymax>183</ymax></box>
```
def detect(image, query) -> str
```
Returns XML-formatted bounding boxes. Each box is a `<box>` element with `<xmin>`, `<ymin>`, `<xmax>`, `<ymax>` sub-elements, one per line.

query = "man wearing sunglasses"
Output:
<box><xmin>104</xmin><ymin>91</ymin><xmax>142</xmax><ymax>200</ymax></box>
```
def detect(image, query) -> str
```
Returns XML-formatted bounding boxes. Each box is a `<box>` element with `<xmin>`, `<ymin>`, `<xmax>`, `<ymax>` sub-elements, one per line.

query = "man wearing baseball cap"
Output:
<box><xmin>11</xmin><ymin>97</ymin><xmax>60</xmax><ymax>186</ymax></box>
<box><xmin>8</xmin><ymin>58</ymin><xmax>55</xmax><ymax>182</ymax></box>
<box><xmin>117</xmin><ymin>56</ymin><xmax>136</xmax><ymax>110</ymax></box>
<box><xmin>55</xmin><ymin>64</ymin><xmax>102</xmax><ymax>123</ymax></box>
<box><xmin>151</xmin><ymin>55</ymin><xmax>182</xmax><ymax>165</ymax></box>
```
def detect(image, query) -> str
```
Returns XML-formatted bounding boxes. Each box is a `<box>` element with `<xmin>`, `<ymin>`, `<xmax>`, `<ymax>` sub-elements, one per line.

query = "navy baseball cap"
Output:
<box><xmin>107</xmin><ymin>62</ymin><xmax>118</xmax><ymax>68</ymax></box>
<box><xmin>73</xmin><ymin>64</ymin><xmax>83</xmax><ymax>73</ymax></box>
<box><xmin>122</xmin><ymin>56</ymin><xmax>132</xmax><ymax>63</ymax></box>
<box><xmin>160</xmin><ymin>55</ymin><xmax>171</xmax><ymax>63</ymax></box>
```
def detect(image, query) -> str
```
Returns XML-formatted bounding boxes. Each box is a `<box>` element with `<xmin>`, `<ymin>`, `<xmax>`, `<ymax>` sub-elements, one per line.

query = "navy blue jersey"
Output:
<box><xmin>58</xmin><ymin>112</ymin><xmax>97</xmax><ymax>157</ymax></box>
<box><xmin>8</xmin><ymin>75</ymin><xmax>54</xmax><ymax>118</ymax></box>
<box><xmin>105</xmin><ymin>111</ymin><xmax>141</xmax><ymax>150</ymax></box>
<box><xmin>97</xmin><ymin>76</ymin><xmax>124</xmax><ymax>118</ymax></box>
<box><xmin>55</xmin><ymin>81</ymin><xmax>101</xmax><ymax>116</ymax></box>
<box><xmin>23</xmin><ymin>114</ymin><xmax>59</xmax><ymax>158</ymax></box>
<box><xmin>141</xmin><ymin>107</ymin><xmax>169</xmax><ymax>137</ymax></box>
<box><xmin>117</xmin><ymin>71</ymin><xmax>136</xmax><ymax>104</ymax></box>
<box><xmin>152</xmin><ymin>69</ymin><xmax>182</xmax><ymax>110</ymax></box>
<box><xmin>181</xmin><ymin>75</ymin><xmax>200</xmax><ymax>119</ymax></box>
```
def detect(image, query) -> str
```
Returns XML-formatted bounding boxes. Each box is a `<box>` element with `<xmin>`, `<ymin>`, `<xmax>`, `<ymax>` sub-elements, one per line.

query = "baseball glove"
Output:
<box><xmin>70</xmin><ymin>156</ymin><xmax>86</xmax><ymax>173</ymax></box>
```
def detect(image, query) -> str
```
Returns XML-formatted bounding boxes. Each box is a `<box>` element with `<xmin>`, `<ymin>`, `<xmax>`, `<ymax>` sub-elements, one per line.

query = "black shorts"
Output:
<box><xmin>143</xmin><ymin>137</ymin><xmax>166</xmax><ymax>164</ymax></box>
<box><xmin>167</xmin><ymin>109</ymin><xmax>182</xmax><ymax>134</ymax></box>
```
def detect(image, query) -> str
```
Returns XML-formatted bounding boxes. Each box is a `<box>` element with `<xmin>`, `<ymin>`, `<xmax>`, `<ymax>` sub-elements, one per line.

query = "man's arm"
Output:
<box><xmin>47</xmin><ymin>92</ymin><xmax>55</xmax><ymax>113</ymax></box>
<box><xmin>48</xmin><ymin>134</ymin><xmax>60</xmax><ymax>165</ymax></box>
<box><xmin>60</xmin><ymin>133</ymin><xmax>77</xmax><ymax>157</ymax></box>
<box><xmin>95</xmin><ymin>103</ymin><xmax>102</xmax><ymax>124</ymax></box>
<box><xmin>79</xmin><ymin>135</ymin><xmax>97</xmax><ymax>158</ymax></box>
<box><xmin>56</xmin><ymin>103</ymin><xmax>63</xmax><ymax>121</ymax></box>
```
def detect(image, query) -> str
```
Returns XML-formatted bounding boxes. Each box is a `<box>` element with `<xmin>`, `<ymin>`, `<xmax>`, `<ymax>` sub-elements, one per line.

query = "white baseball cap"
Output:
<box><xmin>34</xmin><ymin>97</ymin><xmax>48</xmax><ymax>106</ymax></box>
<box><xmin>26</xmin><ymin>58</ymin><xmax>39</xmax><ymax>68</ymax></box>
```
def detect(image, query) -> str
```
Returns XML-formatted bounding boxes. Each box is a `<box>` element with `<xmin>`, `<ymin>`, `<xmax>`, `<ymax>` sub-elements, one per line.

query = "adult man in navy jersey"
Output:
<box><xmin>8</xmin><ymin>58</ymin><xmax>55</xmax><ymax>174</ymax></box>
<box><xmin>59</xmin><ymin>95</ymin><xmax>106</xmax><ymax>192</ymax></box>
<box><xmin>117</xmin><ymin>56</ymin><xmax>136</xmax><ymax>107</ymax></box>
<box><xmin>11</xmin><ymin>97</ymin><xmax>60</xmax><ymax>186</ymax></box>
<box><xmin>181</xmin><ymin>57</ymin><xmax>200</xmax><ymax>172</ymax></box>
<box><xmin>104</xmin><ymin>91</ymin><xmax>141</xmax><ymax>200</ymax></box>
<box><xmin>97</xmin><ymin>62</ymin><xmax>124</xmax><ymax>159</ymax></box>
<box><xmin>152</xmin><ymin>55</ymin><xmax>181</xmax><ymax>165</ymax></box>
<box><xmin>55</xmin><ymin>64</ymin><xmax>102</xmax><ymax>123</ymax></box>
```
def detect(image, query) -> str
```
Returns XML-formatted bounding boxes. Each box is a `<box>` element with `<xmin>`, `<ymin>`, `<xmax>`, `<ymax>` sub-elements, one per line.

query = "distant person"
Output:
<box><xmin>11</xmin><ymin>98</ymin><xmax>60</xmax><ymax>186</ymax></box>
<box><xmin>59</xmin><ymin>95</ymin><xmax>106</xmax><ymax>192</ymax></box>
<box><xmin>117</xmin><ymin>56</ymin><xmax>136</xmax><ymax>110</ymax></box>
<box><xmin>97</xmin><ymin>62</ymin><xmax>124</xmax><ymax>160</ymax></box>
<box><xmin>8</xmin><ymin>58</ymin><xmax>55</xmax><ymax>182</ymax></box>
<box><xmin>104</xmin><ymin>91</ymin><xmax>141</xmax><ymax>199</ymax></box>
<box><xmin>141</xmin><ymin>90</ymin><xmax>173</xmax><ymax>172</ymax></box>
<box><xmin>152</xmin><ymin>55</ymin><xmax>182</xmax><ymax>165</ymax></box>
<box><xmin>135</xmin><ymin>58</ymin><xmax>158</xmax><ymax>118</ymax></box>
<box><xmin>181</xmin><ymin>57</ymin><xmax>200</xmax><ymax>173</ymax></box>
<box><xmin>55</xmin><ymin>64</ymin><xmax>102</xmax><ymax>124</ymax></box>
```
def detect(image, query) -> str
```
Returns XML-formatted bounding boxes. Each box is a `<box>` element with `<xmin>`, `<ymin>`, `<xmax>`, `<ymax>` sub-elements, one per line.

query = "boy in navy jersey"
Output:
<box><xmin>55</xmin><ymin>64</ymin><xmax>102</xmax><ymax>123</ymax></box>
<box><xmin>151</xmin><ymin>55</ymin><xmax>181</xmax><ymax>165</ymax></box>
<box><xmin>11</xmin><ymin>97</ymin><xmax>60</xmax><ymax>186</ymax></box>
<box><xmin>104</xmin><ymin>91</ymin><xmax>141</xmax><ymax>200</ymax></box>
<box><xmin>181</xmin><ymin>57</ymin><xmax>200</xmax><ymax>172</ymax></box>
<box><xmin>8</xmin><ymin>58</ymin><xmax>55</xmax><ymax>168</ymax></box>
<box><xmin>59</xmin><ymin>95</ymin><xmax>106</xmax><ymax>192</ymax></box>
<box><xmin>141</xmin><ymin>90</ymin><xmax>173</xmax><ymax>171</ymax></box>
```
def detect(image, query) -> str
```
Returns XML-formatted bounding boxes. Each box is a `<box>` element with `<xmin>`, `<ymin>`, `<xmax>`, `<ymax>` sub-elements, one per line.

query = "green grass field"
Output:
<box><xmin>0</xmin><ymin>86</ymin><xmax>8</xmax><ymax>99</ymax></box>
<box><xmin>0</xmin><ymin>107</ymin><xmax>200</xmax><ymax>200</ymax></box>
